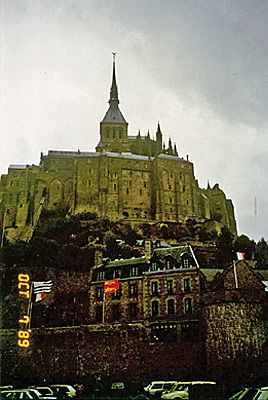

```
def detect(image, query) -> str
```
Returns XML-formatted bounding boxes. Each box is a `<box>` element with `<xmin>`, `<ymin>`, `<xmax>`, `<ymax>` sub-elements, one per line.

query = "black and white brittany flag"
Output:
<box><xmin>33</xmin><ymin>280</ymin><xmax>53</xmax><ymax>302</ymax></box>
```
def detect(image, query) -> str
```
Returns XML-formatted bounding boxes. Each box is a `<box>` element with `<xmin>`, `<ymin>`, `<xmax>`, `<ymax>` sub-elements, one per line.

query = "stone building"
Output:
<box><xmin>0</xmin><ymin>57</ymin><xmax>237</xmax><ymax>238</ymax></box>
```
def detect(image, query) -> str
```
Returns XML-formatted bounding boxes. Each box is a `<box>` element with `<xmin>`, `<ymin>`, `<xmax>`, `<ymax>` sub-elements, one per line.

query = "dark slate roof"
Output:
<box><xmin>254</xmin><ymin>269</ymin><xmax>268</xmax><ymax>280</ymax></box>
<box><xmin>101</xmin><ymin>105</ymin><xmax>127</xmax><ymax>124</ymax></box>
<box><xmin>94</xmin><ymin>256</ymin><xmax>147</xmax><ymax>270</ymax></box>
<box><xmin>9</xmin><ymin>165</ymin><xmax>27</xmax><ymax>170</ymax></box>
<box><xmin>200</xmin><ymin>268</ymin><xmax>223</xmax><ymax>282</ymax></box>
<box><xmin>153</xmin><ymin>245</ymin><xmax>197</xmax><ymax>265</ymax></box>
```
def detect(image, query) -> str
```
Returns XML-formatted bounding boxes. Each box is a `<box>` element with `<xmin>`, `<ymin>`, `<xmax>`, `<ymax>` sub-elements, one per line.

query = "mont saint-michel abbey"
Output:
<box><xmin>0</xmin><ymin>58</ymin><xmax>237</xmax><ymax>237</ymax></box>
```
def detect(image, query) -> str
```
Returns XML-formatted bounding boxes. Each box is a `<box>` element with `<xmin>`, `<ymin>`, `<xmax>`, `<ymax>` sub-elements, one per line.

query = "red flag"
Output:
<box><xmin>2</xmin><ymin>213</ymin><xmax>6</xmax><ymax>228</ymax></box>
<box><xmin>104</xmin><ymin>279</ymin><xmax>119</xmax><ymax>294</ymax></box>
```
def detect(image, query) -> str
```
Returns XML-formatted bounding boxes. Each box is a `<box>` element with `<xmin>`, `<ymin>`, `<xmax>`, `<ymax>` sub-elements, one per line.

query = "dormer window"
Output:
<box><xmin>130</xmin><ymin>266</ymin><xmax>139</xmax><ymax>277</ymax></box>
<box><xmin>181</xmin><ymin>254</ymin><xmax>194</xmax><ymax>269</ymax></box>
<box><xmin>97</xmin><ymin>271</ymin><xmax>105</xmax><ymax>281</ymax></box>
<box><xmin>113</xmin><ymin>269</ymin><xmax>121</xmax><ymax>279</ymax></box>
<box><xmin>151</xmin><ymin>262</ymin><xmax>158</xmax><ymax>272</ymax></box>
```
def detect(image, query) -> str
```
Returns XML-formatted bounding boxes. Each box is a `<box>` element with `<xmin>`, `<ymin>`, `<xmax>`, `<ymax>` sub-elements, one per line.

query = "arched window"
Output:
<box><xmin>167</xmin><ymin>299</ymin><xmax>175</xmax><ymax>315</ymax></box>
<box><xmin>152</xmin><ymin>300</ymin><xmax>159</xmax><ymax>316</ymax></box>
<box><xmin>106</xmin><ymin>129</ymin><xmax>110</xmax><ymax>138</ymax></box>
<box><xmin>184</xmin><ymin>298</ymin><xmax>192</xmax><ymax>314</ymax></box>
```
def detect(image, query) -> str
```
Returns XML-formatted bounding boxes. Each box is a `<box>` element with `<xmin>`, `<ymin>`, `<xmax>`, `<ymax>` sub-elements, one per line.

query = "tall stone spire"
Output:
<box><xmin>101</xmin><ymin>53</ymin><xmax>127</xmax><ymax>124</ymax></box>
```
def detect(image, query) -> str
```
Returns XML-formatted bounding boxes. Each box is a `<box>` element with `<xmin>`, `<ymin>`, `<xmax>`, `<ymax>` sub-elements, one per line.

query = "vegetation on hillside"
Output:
<box><xmin>1</xmin><ymin>209</ymin><xmax>267</xmax><ymax>271</ymax></box>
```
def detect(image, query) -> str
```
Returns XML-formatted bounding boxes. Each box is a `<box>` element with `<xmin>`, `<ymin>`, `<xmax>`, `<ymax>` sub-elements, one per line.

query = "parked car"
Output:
<box><xmin>49</xmin><ymin>386</ymin><xmax>76</xmax><ymax>399</ymax></box>
<box><xmin>1</xmin><ymin>389</ymin><xmax>42</xmax><ymax>399</ymax></box>
<box><xmin>144</xmin><ymin>382</ymin><xmax>178</xmax><ymax>396</ymax></box>
<box><xmin>161</xmin><ymin>381</ymin><xmax>217</xmax><ymax>400</ymax></box>
<box><xmin>228</xmin><ymin>388</ymin><xmax>268</xmax><ymax>400</ymax></box>
<box><xmin>28</xmin><ymin>388</ymin><xmax>55</xmax><ymax>398</ymax></box>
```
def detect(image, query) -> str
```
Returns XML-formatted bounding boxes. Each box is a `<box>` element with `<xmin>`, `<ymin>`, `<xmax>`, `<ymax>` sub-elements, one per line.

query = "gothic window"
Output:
<box><xmin>151</xmin><ymin>281</ymin><xmax>158</xmax><ymax>296</ymax></box>
<box><xmin>186</xmin><ymin>200</ymin><xmax>189</xmax><ymax>205</ymax></box>
<box><xmin>169</xmin><ymin>185</ymin><xmax>172</xmax><ymax>190</ymax></box>
<box><xmin>169</xmin><ymin>198</ymin><xmax>172</xmax><ymax>203</ymax></box>
<box><xmin>130</xmin><ymin>171</ymin><xmax>133</xmax><ymax>177</ymax></box>
<box><xmin>130</xmin><ymin>303</ymin><xmax>137</xmax><ymax>318</ymax></box>
<box><xmin>184</xmin><ymin>298</ymin><xmax>192</xmax><ymax>314</ymax></box>
<box><xmin>152</xmin><ymin>300</ymin><xmax>159</xmax><ymax>316</ymax></box>
<box><xmin>144</xmin><ymin>163</ymin><xmax>148</xmax><ymax>168</ymax></box>
<box><xmin>114</xmin><ymin>172</ymin><xmax>117</xmax><ymax>177</ymax></box>
<box><xmin>129</xmin><ymin>283</ymin><xmax>137</xmax><ymax>297</ymax></box>
<box><xmin>126</xmin><ymin>188</ymin><xmax>129</xmax><ymax>194</ymax></box>
<box><xmin>96</xmin><ymin>287</ymin><xmax>104</xmax><ymax>301</ymax></box>
<box><xmin>167</xmin><ymin>299</ymin><xmax>175</xmax><ymax>315</ymax></box>
<box><xmin>144</xmin><ymin>182</ymin><xmax>147</xmax><ymax>188</ymax></box>
<box><xmin>129</xmin><ymin>181</ymin><xmax>132</xmax><ymax>187</ymax></box>
<box><xmin>113</xmin><ymin>129</ymin><xmax>116</xmax><ymax>138</ymax></box>
<box><xmin>87</xmin><ymin>158</ymin><xmax>91</xmax><ymax>164</ymax></box>
<box><xmin>167</xmin><ymin>280</ymin><xmax>173</xmax><ymax>294</ymax></box>
<box><xmin>140</xmin><ymin>189</ymin><xmax>143</xmax><ymax>195</ymax></box>
<box><xmin>170</xmin><ymin>172</ymin><xmax>173</xmax><ymax>178</ymax></box>
<box><xmin>10</xmin><ymin>180</ymin><xmax>13</xmax><ymax>187</ymax></box>
<box><xmin>88</xmin><ymin>180</ymin><xmax>91</xmax><ymax>188</ymax></box>
<box><xmin>136</xmin><ymin>162</ymin><xmax>140</xmax><ymax>167</ymax></box>
<box><xmin>183</xmin><ymin>278</ymin><xmax>191</xmax><ymax>293</ymax></box>
<box><xmin>111</xmin><ymin>159</ymin><xmax>114</xmax><ymax>165</ymax></box>
<box><xmin>119</xmin><ymin>129</ymin><xmax>122</xmax><ymax>138</ymax></box>
<box><xmin>127</xmin><ymin>161</ymin><xmax>131</xmax><ymax>167</ymax></box>
<box><xmin>106</xmin><ymin>129</ymin><xmax>110</xmax><ymax>138</ymax></box>
<box><xmin>89</xmin><ymin>169</ymin><xmax>92</xmax><ymax>175</ymax></box>
<box><xmin>114</xmin><ymin>184</ymin><xmax>117</xmax><ymax>191</ymax></box>
<box><xmin>179</xmin><ymin>173</ymin><xmax>182</xmax><ymax>179</ymax></box>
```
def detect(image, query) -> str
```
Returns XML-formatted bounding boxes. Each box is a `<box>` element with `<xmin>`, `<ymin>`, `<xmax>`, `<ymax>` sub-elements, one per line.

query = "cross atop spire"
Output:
<box><xmin>109</xmin><ymin>52</ymin><xmax>119</xmax><ymax>107</ymax></box>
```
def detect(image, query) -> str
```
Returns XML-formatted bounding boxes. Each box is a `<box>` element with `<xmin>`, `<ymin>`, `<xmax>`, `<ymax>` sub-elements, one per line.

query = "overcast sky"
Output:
<box><xmin>1</xmin><ymin>0</ymin><xmax>268</xmax><ymax>242</ymax></box>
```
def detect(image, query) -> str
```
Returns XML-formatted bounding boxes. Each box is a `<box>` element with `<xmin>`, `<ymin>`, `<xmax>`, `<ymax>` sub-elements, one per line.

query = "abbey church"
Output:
<box><xmin>0</xmin><ymin>57</ymin><xmax>237</xmax><ymax>237</ymax></box>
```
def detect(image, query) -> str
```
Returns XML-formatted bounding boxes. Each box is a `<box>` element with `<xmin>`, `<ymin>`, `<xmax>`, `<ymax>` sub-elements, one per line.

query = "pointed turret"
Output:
<box><xmin>156</xmin><ymin>121</ymin><xmax>163</xmax><ymax>154</ymax></box>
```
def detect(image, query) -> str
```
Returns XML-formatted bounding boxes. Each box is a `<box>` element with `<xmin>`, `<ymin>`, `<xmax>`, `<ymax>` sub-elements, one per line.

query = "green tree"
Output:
<box><xmin>234</xmin><ymin>234</ymin><xmax>256</xmax><ymax>260</ymax></box>
<box><xmin>216</xmin><ymin>226</ymin><xmax>234</xmax><ymax>268</ymax></box>
<box><xmin>255</xmin><ymin>238</ymin><xmax>268</xmax><ymax>269</ymax></box>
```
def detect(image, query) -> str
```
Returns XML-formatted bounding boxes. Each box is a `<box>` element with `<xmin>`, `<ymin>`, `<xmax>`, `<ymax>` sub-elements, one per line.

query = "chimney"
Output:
<box><xmin>144</xmin><ymin>240</ymin><xmax>152</xmax><ymax>262</ymax></box>
<box><xmin>94</xmin><ymin>249</ymin><xmax>103</xmax><ymax>267</ymax></box>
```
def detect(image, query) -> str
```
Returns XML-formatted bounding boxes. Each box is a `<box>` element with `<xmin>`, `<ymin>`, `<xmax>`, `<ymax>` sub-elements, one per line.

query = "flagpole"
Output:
<box><xmin>27</xmin><ymin>282</ymin><xmax>34</xmax><ymax>329</ymax></box>
<box><xmin>102</xmin><ymin>291</ymin><xmax>105</xmax><ymax>324</ymax></box>
<box><xmin>233</xmin><ymin>260</ymin><xmax>238</xmax><ymax>289</ymax></box>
